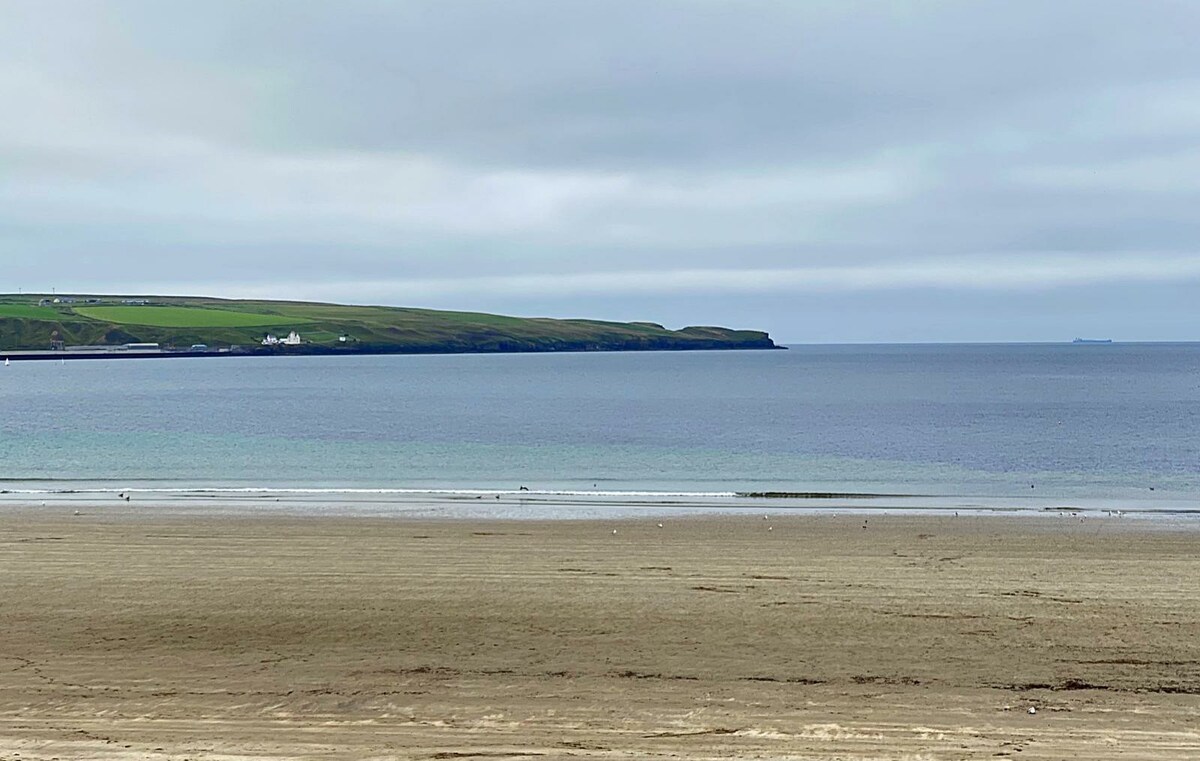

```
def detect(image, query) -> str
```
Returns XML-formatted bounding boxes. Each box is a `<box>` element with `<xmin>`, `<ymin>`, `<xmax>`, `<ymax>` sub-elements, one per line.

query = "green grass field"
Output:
<box><xmin>0</xmin><ymin>305</ymin><xmax>61</xmax><ymax>319</ymax></box>
<box><xmin>0</xmin><ymin>294</ymin><xmax>775</xmax><ymax>353</ymax></box>
<box><xmin>74</xmin><ymin>306</ymin><xmax>310</xmax><ymax>328</ymax></box>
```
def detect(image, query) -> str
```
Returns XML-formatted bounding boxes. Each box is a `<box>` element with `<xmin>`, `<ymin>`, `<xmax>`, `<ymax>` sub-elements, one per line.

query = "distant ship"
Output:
<box><xmin>1072</xmin><ymin>338</ymin><xmax>1113</xmax><ymax>344</ymax></box>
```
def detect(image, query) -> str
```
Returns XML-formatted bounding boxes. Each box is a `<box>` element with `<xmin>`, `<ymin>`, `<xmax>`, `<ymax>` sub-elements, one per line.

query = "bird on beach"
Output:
<box><xmin>611</xmin><ymin>529</ymin><xmax>617</xmax><ymax>535</ymax></box>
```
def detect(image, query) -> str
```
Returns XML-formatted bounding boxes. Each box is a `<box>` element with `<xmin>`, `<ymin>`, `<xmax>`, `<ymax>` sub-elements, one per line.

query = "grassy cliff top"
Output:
<box><xmin>0</xmin><ymin>294</ymin><xmax>779</xmax><ymax>354</ymax></box>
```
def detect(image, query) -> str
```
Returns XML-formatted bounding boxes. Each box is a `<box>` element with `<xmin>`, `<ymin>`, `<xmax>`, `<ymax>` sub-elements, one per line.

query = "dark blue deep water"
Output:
<box><xmin>1</xmin><ymin>344</ymin><xmax>1198</xmax><ymax>506</ymax></box>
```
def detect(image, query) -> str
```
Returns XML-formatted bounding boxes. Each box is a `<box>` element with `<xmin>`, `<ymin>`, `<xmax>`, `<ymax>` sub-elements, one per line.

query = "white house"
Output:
<box><xmin>263</xmin><ymin>331</ymin><xmax>303</xmax><ymax>346</ymax></box>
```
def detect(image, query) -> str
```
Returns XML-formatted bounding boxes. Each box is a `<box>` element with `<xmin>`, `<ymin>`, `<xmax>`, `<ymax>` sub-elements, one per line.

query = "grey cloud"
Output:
<box><xmin>16</xmin><ymin>1</ymin><xmax>1197</xmax><ymax>166</ymax></box>
<box><xmin>2</xmin><ymin>1</ymin><xmax>1199</xmax><ymax>340</ymax></box>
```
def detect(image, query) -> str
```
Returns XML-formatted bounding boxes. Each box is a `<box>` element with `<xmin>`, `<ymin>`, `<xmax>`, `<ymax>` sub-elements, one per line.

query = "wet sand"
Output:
<box><xmin>1</xmin><ymin>510</ymin><xmax>1198</xmax><ymax>759</ymax></box>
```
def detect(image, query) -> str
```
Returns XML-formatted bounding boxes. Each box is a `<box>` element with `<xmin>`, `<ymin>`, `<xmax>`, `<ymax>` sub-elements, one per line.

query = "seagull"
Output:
<box><xmin>611</xmin><ymin>529</ymin><xmax>617</xmax><ymax>535</ymax></box>
<box><xmin>657</xmin><ymin>523</ymin><xmax>663</xmax><ymax>528</ymax></box>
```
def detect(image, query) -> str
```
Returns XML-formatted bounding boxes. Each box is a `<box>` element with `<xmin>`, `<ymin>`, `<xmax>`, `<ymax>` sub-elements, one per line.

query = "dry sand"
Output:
<box><xmin>1</xmin><ymin>510</ymin><xmax>1198</xmax><ymax>759</ymax></box>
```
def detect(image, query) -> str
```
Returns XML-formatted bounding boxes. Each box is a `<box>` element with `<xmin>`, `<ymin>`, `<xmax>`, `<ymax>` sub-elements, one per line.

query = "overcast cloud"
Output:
<box><xmin>2</xmin><ymin>0</ymin><xmax>1198</xmax><ymax>341</ymax></box>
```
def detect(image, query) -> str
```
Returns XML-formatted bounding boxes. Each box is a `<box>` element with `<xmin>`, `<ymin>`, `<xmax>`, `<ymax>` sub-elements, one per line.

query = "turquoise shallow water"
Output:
<box><xmin>1</xmin><ymin>344</ymin><xmax>1198</xmax><ymax>513</ymax></box>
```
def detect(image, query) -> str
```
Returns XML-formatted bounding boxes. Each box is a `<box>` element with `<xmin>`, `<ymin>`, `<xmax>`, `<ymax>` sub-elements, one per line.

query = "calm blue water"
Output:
<box><xmin>1</xmin><ymin>344</ymin><xmax>1198</xmax><ymax>510</ymax></box>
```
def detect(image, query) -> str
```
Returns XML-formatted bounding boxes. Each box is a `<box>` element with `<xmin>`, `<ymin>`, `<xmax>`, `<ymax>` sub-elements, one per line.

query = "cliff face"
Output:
<box><xmin>0</xmin><ymin>296</ymin><xmax>780</xmax><ymax>354</ymax></box>
<box><xmin>294</xmin><ymin>329</ymin><xmax>778</xmax><ymax>356</ymax></box>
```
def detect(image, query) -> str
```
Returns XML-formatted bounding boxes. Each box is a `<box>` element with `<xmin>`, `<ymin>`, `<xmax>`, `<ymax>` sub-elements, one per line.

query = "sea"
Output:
<box><xmin>1</xmin><ymin>343</ymin><xmax>1198</xmax><ymax>519</ymax></box>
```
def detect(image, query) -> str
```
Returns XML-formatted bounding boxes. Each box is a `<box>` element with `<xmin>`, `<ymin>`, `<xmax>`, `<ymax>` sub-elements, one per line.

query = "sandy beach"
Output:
<box><xmin>1</xmin><ymin>509</ymin><xmax>1198</xmax><ymax>759</ymax></box>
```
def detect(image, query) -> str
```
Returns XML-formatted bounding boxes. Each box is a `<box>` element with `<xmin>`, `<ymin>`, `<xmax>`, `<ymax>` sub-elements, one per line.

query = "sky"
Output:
<box><xmin>2</xmin><ymin>1</ymin><xmax>1198</xmax><ymax>342</ymax></box>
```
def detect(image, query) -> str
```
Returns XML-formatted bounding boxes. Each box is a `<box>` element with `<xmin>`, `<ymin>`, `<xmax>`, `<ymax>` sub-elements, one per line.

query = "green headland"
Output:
<box><xmin>0</xmin><ymin>294</ymin><xmax>779</xmax><ymax>355</ymax></box>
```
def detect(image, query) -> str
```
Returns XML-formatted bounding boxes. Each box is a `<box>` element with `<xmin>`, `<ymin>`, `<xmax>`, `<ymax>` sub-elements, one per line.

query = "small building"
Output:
<box><xmin>262</xmin><ymin>332</ymin><xmax>302</xmax><ymax>346</ymax></box>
